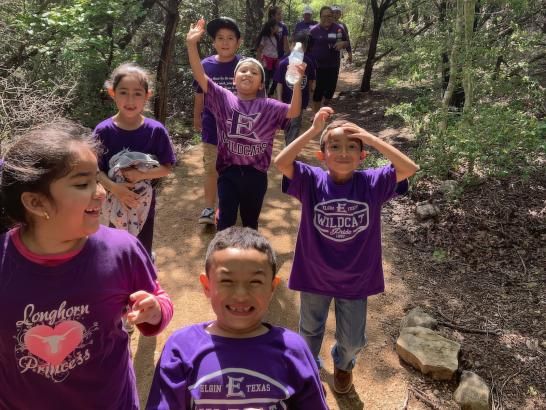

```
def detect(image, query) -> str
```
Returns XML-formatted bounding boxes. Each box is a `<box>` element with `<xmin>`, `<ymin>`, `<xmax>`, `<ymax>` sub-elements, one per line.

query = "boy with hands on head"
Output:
<box><xmin>146</xmin><ymin>227</ymin><xmax>328</xmax><ymax>410</ymax></box>
<box><xmin>186</xmin><ymin>19</ymin><xmax>305</xmax><ymax>231</ymax></box>
<box><xmin>274</xmin><ymin>108</ymin><xmax>419</xmax><ymax>394</ymax></box>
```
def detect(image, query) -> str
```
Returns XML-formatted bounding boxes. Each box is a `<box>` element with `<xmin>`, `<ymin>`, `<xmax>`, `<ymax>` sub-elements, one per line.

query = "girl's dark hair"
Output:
<box><xmin>268</xmin><ymin>6</ymin><xmax>281</xmax><ymax>19</ymax></box>
<box><xmin>0</xmin><ymin>120</ymin><xmax>100</xmax><ymax>231</ymax></box>
<box><xmin>104</xmin><ymin>63</ymin><xmax>152</xmax><ymax>94</ymax></box>
<box><xmin>205</xmin><ymin>227</ymin><xmax>278</xmax><ymax>278</ymax></box>
<box><xmin>255</xmin><ymin>19</ymin><xmax>279</xmax><ymax>50</ymax></box>
<box><xmin>319</xmin><ymin>6</ymin><xmax>333</xmax><ymax>17</ymax></box>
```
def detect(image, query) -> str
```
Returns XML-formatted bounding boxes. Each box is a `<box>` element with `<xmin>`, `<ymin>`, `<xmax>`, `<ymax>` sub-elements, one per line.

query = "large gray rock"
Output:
<box><xmin>396</xmin><ymin>326</ymin><xmax>460</xmax><ymax>380</ymax></box>
<box><xmin>400</xmin><ymin>307</ymin><xmax>438</xmax><ymax>331</ymax></box>
<box><xmin>454</xmin><ymin>371</ymin><xmax>490</xmax><ymax>410</ymax></box>
<box><xmin>415</xmin><ymin>203</ymin><xmax>440</xmax><ymax>220</ymax></box>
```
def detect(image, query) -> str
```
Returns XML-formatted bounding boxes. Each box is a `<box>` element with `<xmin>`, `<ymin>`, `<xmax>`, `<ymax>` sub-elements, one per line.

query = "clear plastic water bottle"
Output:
<box><xmin>285</xmin><ymin>42</ymin><xmax>304</xmax><ymax>86</ymax></box>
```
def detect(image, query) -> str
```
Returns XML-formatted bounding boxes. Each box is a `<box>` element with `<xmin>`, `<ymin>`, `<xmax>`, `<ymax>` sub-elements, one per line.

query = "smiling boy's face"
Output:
<box><xmin>200</xmin><ymin>247</ymin><xmax>278</xmax><ymax>338</ymax></box>
<box><xmin>233</xmin><ymin>61</ymin><xmax>264</xmax><ymax>97</ymax></box>
<box><xmin>212</xmin><ymin>28</ymin><xmax>240</xmax><ymax>61</ymax></box>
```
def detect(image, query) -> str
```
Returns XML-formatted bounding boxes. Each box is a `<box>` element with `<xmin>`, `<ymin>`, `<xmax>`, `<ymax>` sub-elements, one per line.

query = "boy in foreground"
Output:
<box><xmin>274</xmin><ymin>108</ymin><xmax>419</xmax><ymax>394</ymax></box>
<box><xmin>146</xmin><ymin>227</ymin><xmax>328</xmax><ymax>409</ymax></box>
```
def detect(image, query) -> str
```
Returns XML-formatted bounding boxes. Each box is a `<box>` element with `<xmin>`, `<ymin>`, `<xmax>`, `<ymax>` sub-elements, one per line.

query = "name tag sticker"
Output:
<box><xmin>328</xmin><ymin>33</ymin><xmax>337</xmax><ymax>39</ymax></box>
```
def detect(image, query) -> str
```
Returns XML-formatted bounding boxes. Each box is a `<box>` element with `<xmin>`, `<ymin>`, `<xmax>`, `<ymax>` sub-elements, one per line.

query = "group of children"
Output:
<box><xmin>0</xmin><ymin>13</ymin><xmax>418</xmax><ymax>410</ymax></box>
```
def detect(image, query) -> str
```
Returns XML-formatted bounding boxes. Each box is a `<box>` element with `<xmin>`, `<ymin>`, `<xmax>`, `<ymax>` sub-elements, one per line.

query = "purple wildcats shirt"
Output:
<box><xmin>283</xmin><ymin>161</ymin><xmax>405</xmax><ymax>299</ymax></box>
<box><xmin>273</xmin><ymin>54</ymin><xmax>316</xmax><ymax>109</ymax></box>
<box><xmin>204</xmin><ymin>78</ymin><xmax>289</xmax><ymax>173</ymax></box>
<box><xmin>194</xmin><ymin>55</ymin><xmax>241</xmax><ymax>145</ymax></box>
<box><xmin>146</xmin><ymin>322</ymin><xmax>328</xmax><ymax>410</ymax></box>
<box><xmin>0</xmin><ymin>226</ymin><xmax>157</xmax><ymax>410</ymax></box>
<box><xmin>309</xmin><ymin>23</ymin><xmax>348</xmax><ymax>68</ymax></box>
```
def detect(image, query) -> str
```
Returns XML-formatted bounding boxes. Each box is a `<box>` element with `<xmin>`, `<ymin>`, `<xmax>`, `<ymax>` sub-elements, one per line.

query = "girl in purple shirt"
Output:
<box><xmin>95</xmin><ymin>63</ymin><xmax>176</xmax><ymax>256</ymax></box>
<box><xmin>0</xmin><ymin>121</ymin><xmax>173</xmax><ymax>409</ymax></box>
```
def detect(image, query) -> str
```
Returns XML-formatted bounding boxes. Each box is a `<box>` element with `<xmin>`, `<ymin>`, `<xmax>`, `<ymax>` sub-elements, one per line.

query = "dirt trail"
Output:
<box><xmin>131</xmin><ymin>67</ymin><xmax>426</xmax><ymax>409</ymax></box>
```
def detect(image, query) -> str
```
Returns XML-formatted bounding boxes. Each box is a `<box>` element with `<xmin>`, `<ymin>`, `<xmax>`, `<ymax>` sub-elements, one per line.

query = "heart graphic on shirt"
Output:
<box><xmin>24</xmin><ymin>321</ymin><xmax>84</xmax><ymax>366</ymax></box>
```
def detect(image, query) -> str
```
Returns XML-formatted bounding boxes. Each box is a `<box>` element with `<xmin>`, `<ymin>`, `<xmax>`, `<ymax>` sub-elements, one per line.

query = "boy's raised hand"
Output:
<box><xmin>311</xmin><ymin>107</ymin><xmax>334</xmax><ymax>133</ymax></box>
<box><xmin>186</xmin><ymin>18</ymin><xmax>205</xmax><ymax>44</ymax></box>
<box><xmin>341</xmin><ymin>123</ymin><xmax>376</xmax><ymax>146</ymax></box>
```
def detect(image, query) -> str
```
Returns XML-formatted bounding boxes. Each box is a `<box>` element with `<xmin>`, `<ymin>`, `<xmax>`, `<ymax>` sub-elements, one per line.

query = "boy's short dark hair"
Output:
<box><xmin>293</xmin><ymin>32</ymin><xmax>310</xmax><ymax>50</ymax></box>
<box><xmin>205</xmin><ymin>227</ymin><xmax>278</xmax><ymax>277</ymax></box>
<box><xmin>207</xmin><ymin>17</ymin><xmax>241</xmax><ymax>39</ymax></box>
<box><xmin>319</xmin><ymin>119</ymin><xmax>364</xmax><ymax>152</ymax></box>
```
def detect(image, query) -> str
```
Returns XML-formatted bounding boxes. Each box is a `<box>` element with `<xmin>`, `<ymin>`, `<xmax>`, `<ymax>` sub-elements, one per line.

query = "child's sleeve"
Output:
<box><xmin>204</xmin><ymin>77</ymin><xmax>231</xmax><ymax>119</ymax></box>
<box><xmin>146</xmin><ymin>335</ymin><xmax>189</xmax><ymax>410</ymax></box>
<box><xmin>153</xmin><ymin>124</ymin><xmax>177</xmax><ymax>166</ymax></box>
<box><xmin>281</xmin><ymin>161</ymin><xmax>315</xmax><ymax>203</ymax></box>
<box><xmin>286</xmin><ymin>334</ymin><xmax>329</xmax><ymax>410</ymax></box>
<box><xmin>366</xmin><ymin>164</ymin><xmax>409</xmax><ymax>204</ymax></box>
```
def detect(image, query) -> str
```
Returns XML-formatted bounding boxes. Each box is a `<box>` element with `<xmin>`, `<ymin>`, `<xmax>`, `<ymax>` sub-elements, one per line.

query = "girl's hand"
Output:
<box><xmin>127</xmin><ymin>291</ymin><xmax>162</xmax><ymax>326</ymax></box>
<box><xmin>186</xmin><ymin>19</ymin><xmax>205</xmax><ymax>44</ymax></box>
<box><xmin>341</xmin><ymin>123</ymin><xmax>377</xmax><ymax>146</ymax></box>
<box><xmin>122</xmin><ymin>168</ymin><xmax>146</xmax><ymax>183</ymax></box>
<box><xmin>111</xmin><ymin>182</ymin><xmax>139</xmax><ymax>209</ymax></box>
<box><xmin>311</xmin><ymin>107</ymin><xmax>334</xmax><ymax>132</ymax></box>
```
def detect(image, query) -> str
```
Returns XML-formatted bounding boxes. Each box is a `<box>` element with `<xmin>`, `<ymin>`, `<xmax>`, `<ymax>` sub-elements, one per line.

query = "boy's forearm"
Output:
<box><xmin>193</xmin><ymin>93</ymin><xmax>204</xmax><ymax>122</ymax></box>
<box><xmin>187</xmin><ymin>42</ymin><xmax>208</xmax><ymax>92</ymax></box>
<box><xmin>365</xmin><ymin>133</ymin><xmax>419</xmax><ymax>181</ymax></box>
<box><xmin>274</xmin><ymin>124</ymin><xmax>321</xmax><ymax>178</ymax></box>
<box><xmin>98</xmin><ymin>171</ymin><xmax>114</xmax><ymax>191</ymax></box>
<box><xmin>142</xmin><ymin>164</ymin><xmax>174</xmax><ymax>180</ymax></box>
<box><xmin>286</xmin><ymin>82</ymin><xmax>302</xmax><ymax>118</ymax></box>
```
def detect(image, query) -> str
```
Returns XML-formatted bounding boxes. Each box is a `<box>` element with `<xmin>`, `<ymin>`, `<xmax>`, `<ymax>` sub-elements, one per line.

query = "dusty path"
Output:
<box><xmin>131</xmin><ymin>67</ymin><xmax>427</xmax><ymax>409</ymax></box>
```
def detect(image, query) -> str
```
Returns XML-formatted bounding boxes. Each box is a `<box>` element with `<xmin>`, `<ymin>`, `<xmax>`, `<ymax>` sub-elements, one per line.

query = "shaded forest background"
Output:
<box><xmin>1</xmin><ymin>0</ymin><xmax>545</xmax><ymax>181</ymax></box>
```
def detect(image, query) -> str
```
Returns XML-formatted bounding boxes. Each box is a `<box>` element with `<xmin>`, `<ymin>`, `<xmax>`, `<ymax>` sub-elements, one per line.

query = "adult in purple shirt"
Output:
<box><xmin>332</xmin><ymin>5</ymin><xmax>353</xmax><ymax>63</ymax></box>
<box><xmin>308</xmin><ymin>6</ymin><xmax>349</xmax><ymax>112</ymax></box>
<box><xmin>293</xmin><ymin>5</ymin><xmax>318</xmax><ymax>37</ymax></box>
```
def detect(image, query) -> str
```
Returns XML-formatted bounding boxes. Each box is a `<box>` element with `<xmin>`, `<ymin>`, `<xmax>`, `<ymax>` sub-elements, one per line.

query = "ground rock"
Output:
<box><xmin>439</xmin><ymin>180</ymin><xmax>458</xmax><ymax>195</ymax></box>
<box><xmin>396</xmin><ymin>326</ymin><xmax>460</xmax><ymax>380</ymax></box>
<box><xmin>453</xmin><ymin>371</ymin><xmax>490</xmax><ymax>410</ymax></box>
<box><xmin>415</xmin><ymin>203</ymin><xmax>440</xmax><ymax>221</ymax></box>
<box><xmin>400</xmin><ymin>307</ymin><xmax>438</xmax><ymax>331</ymax></box>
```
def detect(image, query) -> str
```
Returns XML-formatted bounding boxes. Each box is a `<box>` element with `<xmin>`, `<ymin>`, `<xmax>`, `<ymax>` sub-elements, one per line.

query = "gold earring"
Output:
<box><xmin>43</xmin><ymin>211</ymin><xmax>50</xmax><ymax>220</ymax></box>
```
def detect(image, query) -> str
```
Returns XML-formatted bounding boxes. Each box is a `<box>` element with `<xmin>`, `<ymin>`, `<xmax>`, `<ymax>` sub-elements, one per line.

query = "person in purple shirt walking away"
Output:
<box><xmin>94</xmin><ymin>63</ymin><xmax>176</xmax><ymax>257</ymax></box>
<box><xmin>273</xmin><ymin>32</ymin><xmax>316</xmax><ymax>145</ymax></box>
<box><xmin>186</xmin><ymin>19</ymin><xmax>304</xmax><ymax>231</ymax></box>
<box><xmin>193</xmin><ymin>17</ymin><xmax>242</xmax><ymax>225</ymax></box>
<box><xmin>309</xmin><ymin>6</ymin><xmax>350</xmax><ymax>112</ymax></box>
<box><xmin>0</xmin><ymin>121</ymin><xmax>173</xmax><ymax>410</ymax></box>
<box><xmin>293</xmin><ymin>5</ymin><xmax>318</xmax><ymax>37</ymax></box>
<box><xmin>146</xmin><ymin>227</ymin><xmax>328</xmax><ymax>410</ymax></box>
<box><xmin>274</xmin><ymin>108</ymin><xmax>419</xmax><ymax>394</ymax></box>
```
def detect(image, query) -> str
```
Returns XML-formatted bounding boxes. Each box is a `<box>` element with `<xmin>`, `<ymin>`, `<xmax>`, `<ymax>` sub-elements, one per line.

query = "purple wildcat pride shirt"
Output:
<box><xmin>283</xmin><ymin>161</ymin><xmax>405</xmax><ymax>299</ymax></box>
<box><xmin>204</xmin><ymin>78</ymin><xmax>289</xmax><ymax>173</ymax></box>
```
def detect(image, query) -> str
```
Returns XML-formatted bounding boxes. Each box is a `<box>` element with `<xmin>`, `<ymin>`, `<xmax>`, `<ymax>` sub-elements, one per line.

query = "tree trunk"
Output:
<box><xmin>360</xmin><ymin>0</ymin><xmax>396</xmax><ymax>92</ymax></box>
<box><xmin>153</xmin><ymin>0</ymin><xmax>180</xmax><ymax>123</ymax></box>
<box><xmin>440</xmin><ymin>0</ymin><xmax>464</xmax><ymax>131</ymax></box>
<box><xmin>462</xmin><ymin>0</ymin><xmax>476</xmax><ymax>113</ymax></box>
<box><xmin>244</xmin><ymin>0</ymin><xmax>265</xmax><ymax>49</ymax></box>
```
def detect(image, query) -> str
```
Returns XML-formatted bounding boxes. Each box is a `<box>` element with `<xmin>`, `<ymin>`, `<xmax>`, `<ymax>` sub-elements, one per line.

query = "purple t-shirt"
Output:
<box><xmin>293</xmin><ymin>20</ymin><xmax>317</xmax><ymax>35</ymax></box>
<box><xmin>273</xmin><ymin>54</ymin><xmax>316</xmax><ymax>109</ymax></box>
<box><xmin>146</xmin><ymin>322</ymin><xmax>328</xmax><ymax>410</ymax></box>
<box><xmin>283</xmin><ymin>161</ymin><xmax>402</xmax><ymax>299</ymax></box>
<box><xmin>204</xmin><ymin>78</ymin><xmax>289</xmax><ymax>173</ymax></box>
<box><xmin>0</xmin><ymin>226</ymin><xmax>157</xmax><ymax>409</ymax></box>
<box><xmin>309</xmin><ymin>23</ymin><xmax>348</xmax><ymax>68</ymax></box>
<box><xmin>276</xmin><ymin>21</ymin><xmax>289</xmax><ymax>58</ymax></box>
<box><xmin>94</xmin><ymin>117</ymin><xmax>176</xmax><ymax>172</ymax></box>
<box><xmin>194</xmin><ymin>55</ymin><xmax>241</xmax><ymax>145</ymax></box>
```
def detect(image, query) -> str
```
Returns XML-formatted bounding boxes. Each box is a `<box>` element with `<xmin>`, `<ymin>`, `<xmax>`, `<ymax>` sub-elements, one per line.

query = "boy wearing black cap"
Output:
<box><xmin>194</xmin><ymin>17</ymin><xmax>242</xmax><ymax>225</ymax></box>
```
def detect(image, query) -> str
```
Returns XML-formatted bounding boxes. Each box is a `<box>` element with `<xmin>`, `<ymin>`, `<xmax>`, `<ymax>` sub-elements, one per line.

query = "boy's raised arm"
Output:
<box><xmin>342</xmin><ymin>124</ymin><xmax>420</xmax><ymax>182</ymax></box>
<box><xmin>286</xmin><ymin>64</ymin><xmax>305</xmax><ymax>119</ymax></box>
<box><xmin>274</xmin><ymin>107</ymin><xmax>333</xmax><ymax>179</ymax></box>
<box><xmin>186</xmin><ymin>19</ymin><xmax>208</xmax><ymax>93</ymax></box>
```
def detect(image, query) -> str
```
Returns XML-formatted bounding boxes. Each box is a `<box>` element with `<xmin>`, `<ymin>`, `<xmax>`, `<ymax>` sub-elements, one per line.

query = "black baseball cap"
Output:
<box><xmin>206</xmin><ymin>17</ymin><xmax>241</xmax><ymax>39</ymax></box>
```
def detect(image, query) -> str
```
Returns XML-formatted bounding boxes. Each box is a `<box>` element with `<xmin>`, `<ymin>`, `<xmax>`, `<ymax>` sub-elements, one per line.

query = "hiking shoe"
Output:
<box><xmin>198</xmin><ymin>207</ymin><xmax>215</xmax><ymax>224</ymax></box>
<box><xmin>333</xmin><ymin>367</ymin><xmax>353</xmax><ymax>394</ymax></box>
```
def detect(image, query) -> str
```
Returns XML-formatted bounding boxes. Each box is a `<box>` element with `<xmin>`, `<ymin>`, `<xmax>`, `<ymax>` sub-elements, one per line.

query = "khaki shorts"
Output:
<box><xmin>202</xmin><ymin>142</ymin><xmax>217</xmax><ymax>174</ymax></box>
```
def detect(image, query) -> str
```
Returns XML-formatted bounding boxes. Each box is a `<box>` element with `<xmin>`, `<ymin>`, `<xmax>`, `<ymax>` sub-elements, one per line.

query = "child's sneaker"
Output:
<box><xmin>333</xmin><ymin>367</ymin><xmax>353</xmax><ymax>394</ymax></box>
<box><xmin>198</xmin><ymin>207</ymin><xmax>215</xmax><ymax>224</ymax></box>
